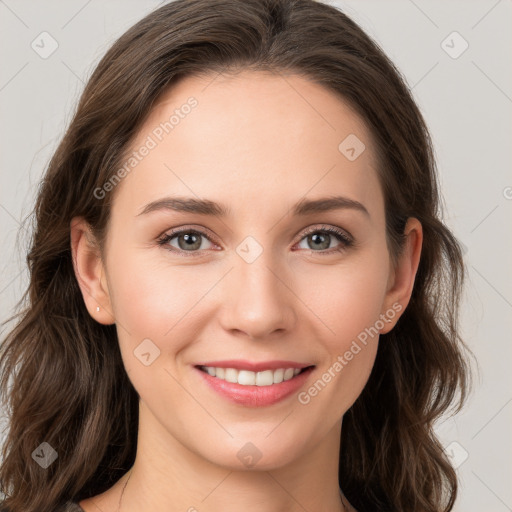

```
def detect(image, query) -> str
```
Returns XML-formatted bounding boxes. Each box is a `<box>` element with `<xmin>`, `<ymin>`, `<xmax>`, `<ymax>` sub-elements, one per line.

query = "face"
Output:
<box><xmin>73</xmin><ymin>70</ymin><xmax>419</xmax><ymax>472</ymax></box>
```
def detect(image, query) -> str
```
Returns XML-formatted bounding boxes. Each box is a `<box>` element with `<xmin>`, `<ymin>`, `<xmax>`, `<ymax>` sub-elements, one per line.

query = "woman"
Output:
<box><xmin>0</xmin><ymin>0</ymin><xmax>472</xmax><ymax>511</ymax></box>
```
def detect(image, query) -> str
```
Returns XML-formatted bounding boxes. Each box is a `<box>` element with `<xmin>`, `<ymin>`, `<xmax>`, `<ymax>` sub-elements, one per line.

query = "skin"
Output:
<box><xmin>71</xmin><ymin>70</ymin><xmax>422</xmax><ymax>512</ymax></box>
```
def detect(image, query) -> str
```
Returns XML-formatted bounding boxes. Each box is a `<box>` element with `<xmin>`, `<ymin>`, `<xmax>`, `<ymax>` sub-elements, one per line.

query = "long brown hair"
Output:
<box><xmin>0</xmin><ymin>1</ymin><xmax>472</xmax><ymax>511</ymax></box>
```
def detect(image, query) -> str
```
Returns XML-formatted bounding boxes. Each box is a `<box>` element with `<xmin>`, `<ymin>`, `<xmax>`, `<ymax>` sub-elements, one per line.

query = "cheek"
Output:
<box><xmin>106</xmin><ymin>252</ymin><xmax>213</xmax><ymax>399</ymax></box>
<box><xmin>298</xmin><ymin>279</ymin><xmax>383</xmax><ymax>417</ymax></box>
<box><xmin>298</xmin><ymin>253</ymin><xmax>389</xmax><ymax>340</ymax></box>
<box><xmin>108</xmin><ymin>248</ymin><xmax>209</xmax><ymax>333</ymax></box>
<box><xmin>300</xmin><ymin>255</ymin><xmax>388</xmax><ymax>406</ymax></box>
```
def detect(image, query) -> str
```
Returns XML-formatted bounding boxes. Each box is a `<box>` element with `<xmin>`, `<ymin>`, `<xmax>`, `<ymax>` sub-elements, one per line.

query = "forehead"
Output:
<box><xmin>112</xmin><ymin>70</ymin><xmax>384</xmax><ymax>223</ymax></box>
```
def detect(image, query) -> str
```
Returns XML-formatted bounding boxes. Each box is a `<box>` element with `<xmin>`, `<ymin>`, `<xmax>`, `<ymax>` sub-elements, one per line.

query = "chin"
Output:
<box><xmin>196</xmin><ymin>433</ymin><xmax>306</xmax><ymax>471</ymax></box>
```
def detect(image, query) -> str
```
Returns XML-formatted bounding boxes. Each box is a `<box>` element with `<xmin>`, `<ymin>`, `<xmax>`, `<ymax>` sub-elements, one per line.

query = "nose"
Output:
<box><xmin>218</xmin><ymin>252</ymin><xmax>297</xmax><ymax>341</ymax></box>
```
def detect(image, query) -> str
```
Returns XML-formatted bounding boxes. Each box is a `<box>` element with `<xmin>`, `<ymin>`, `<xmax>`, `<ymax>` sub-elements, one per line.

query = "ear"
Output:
<box><xmin>379</xmin><ymin>217</ymin><xmax>423</xmax><ymax>334</ymax></box>
<box><xmin>70</xmin><ymin>217</ymin><xmax>115</xmax><ymax>325</ymax></box>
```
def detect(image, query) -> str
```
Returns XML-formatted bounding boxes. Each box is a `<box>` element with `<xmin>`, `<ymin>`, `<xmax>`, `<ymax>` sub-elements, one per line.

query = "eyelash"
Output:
<box><xmin>157</xmin><ymin>224</ymin><xmax>354</xmax><ymax>258</ymax></box>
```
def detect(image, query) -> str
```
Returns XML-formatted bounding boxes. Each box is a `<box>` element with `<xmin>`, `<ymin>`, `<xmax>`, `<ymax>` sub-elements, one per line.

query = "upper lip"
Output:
<box><xmin>195</xmin><ymin>360</ymin><xmax>315</xmax><ymax>372</ymax></box>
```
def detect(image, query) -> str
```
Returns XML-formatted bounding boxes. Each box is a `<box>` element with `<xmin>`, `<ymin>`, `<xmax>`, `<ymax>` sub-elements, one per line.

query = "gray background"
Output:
<box><xmin>1</xmin><ymin>1</ymin><xmax>511</xmax><ymax>510</ymax></box>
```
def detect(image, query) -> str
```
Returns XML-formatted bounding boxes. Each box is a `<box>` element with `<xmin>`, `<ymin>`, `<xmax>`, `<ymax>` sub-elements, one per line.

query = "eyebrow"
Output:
<box><xmin>137</xmin><ymin>195</ymin><xmax>370</xmax><ymax>218</ymax></box>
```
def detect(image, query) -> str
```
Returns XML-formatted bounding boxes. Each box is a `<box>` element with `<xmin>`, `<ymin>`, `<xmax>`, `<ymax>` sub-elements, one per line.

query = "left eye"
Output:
<box><xmin>157</xmin><ymin>225</ymin><xmax>353</xmax><ymax>256</ymax></box>
<box><xmin>296</xmin><ymin>226</ymin><xmax>353</xmax><ymax>253</ymax></box>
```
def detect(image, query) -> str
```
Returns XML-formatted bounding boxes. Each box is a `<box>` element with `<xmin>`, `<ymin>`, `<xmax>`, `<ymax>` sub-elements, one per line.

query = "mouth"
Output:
<box><xmin>195</xmin><ymin>364</ymin><xmax>315</xmax><ymax>386</ymax></box>
<box><xmin>193</xmin><ymin>361</ymin><xmax>316</xmax><ymax>407</ymax></box>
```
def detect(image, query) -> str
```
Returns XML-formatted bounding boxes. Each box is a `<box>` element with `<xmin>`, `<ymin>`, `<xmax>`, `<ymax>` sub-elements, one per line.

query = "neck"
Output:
<box><xmin>115</xmin><ymin>402</ymin><xmax>348</xmax><ymax>512</ymax></box>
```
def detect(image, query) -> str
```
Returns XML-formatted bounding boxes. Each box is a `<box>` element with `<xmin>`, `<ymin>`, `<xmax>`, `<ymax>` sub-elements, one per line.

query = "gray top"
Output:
<box><xmin>64</xmin><ymin>502</ymin><xmax>85</xmax><ymax>512</ymax></box>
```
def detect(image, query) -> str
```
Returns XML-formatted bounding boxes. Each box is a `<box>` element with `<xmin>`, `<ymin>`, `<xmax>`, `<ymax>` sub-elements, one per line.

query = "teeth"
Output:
<box><xmin>201</xmin><ymin>366</ymin><xmax>306</xmax><ymax>386</ymax></box>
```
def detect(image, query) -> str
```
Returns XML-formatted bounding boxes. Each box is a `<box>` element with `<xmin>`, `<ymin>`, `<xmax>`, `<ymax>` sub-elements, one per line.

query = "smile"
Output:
<box><xmin>197</xmin><ymin>365</ymin><xmax>311</xmax><ymax>386</ymax></box>
<box><xmin>193</xmin><ymin>361</ymin><xmax>316</xmax><ymax>407</ymax></box>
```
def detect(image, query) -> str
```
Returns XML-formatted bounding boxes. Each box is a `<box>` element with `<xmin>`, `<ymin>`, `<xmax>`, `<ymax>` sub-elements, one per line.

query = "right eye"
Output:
<box><xmin>157</xmin><ymin>227</ymin><xmax>218</xmax><ymax>257</ymax></box>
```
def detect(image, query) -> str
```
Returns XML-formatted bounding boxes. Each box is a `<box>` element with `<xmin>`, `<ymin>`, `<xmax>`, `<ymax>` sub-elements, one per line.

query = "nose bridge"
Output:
<box><xmin>220</xmin><ymin>237</ymin><xmax>296</xmax><ymax>339</ymax></box>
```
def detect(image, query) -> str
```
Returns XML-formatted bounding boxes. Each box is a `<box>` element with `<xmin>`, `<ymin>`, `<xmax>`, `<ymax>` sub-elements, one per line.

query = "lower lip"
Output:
<box><xmin>194</xmin><ymin>366</ymin><xmax>315</xmax><ymax>407</ymax></box>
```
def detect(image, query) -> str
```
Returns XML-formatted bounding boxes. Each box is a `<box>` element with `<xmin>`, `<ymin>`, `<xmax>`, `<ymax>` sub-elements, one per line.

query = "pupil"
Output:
<box><xmin>180</xmin><ymin>233</ymin><xmax>200</xmax><ymax>250</ymax></box>
<box><xmin>310</xmin><ymin>233</ymin><xmax>329</xmax><ymax>250</ymax></box>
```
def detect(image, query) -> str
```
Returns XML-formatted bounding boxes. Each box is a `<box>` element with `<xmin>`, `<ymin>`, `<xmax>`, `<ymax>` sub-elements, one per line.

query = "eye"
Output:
<box><xmin>157</xmin><ymin>227</ymin><xmax>217</xmax><ymax>257</ymax></box>
<box><xmin>295</xmin><ymin>225</ymin><xmax>353</xmax><ymax>255</ymax></box>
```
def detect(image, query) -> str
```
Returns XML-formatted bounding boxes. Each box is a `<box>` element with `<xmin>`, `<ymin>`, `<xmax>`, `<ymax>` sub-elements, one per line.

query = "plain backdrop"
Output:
<box><xmin>1</xmin><ymin>1</ymin><xmax>511</xmax><ymax>510</ymax></box>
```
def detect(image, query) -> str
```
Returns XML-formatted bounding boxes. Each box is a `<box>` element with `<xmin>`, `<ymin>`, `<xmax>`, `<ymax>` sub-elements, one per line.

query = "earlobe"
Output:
<box><xmin>70</xmin><ymin>217</ymin><xmax>115</xmax><ymax>325</ymax></box>
<box><xmin>379</xmin><ymin>217</ymin><xmax>423</xmax><ymax>335</ymax></box>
